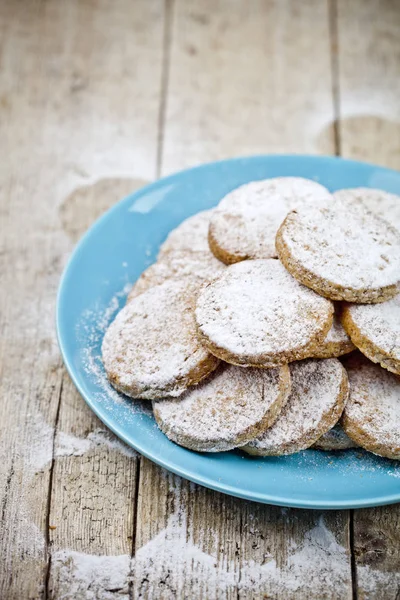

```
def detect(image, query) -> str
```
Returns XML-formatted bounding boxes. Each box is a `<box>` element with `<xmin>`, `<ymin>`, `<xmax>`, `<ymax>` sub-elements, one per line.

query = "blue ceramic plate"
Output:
<box><xmin>57</xmin><ymin>155</ymin><xmax>400</xmax><ymax>509</ymax></box>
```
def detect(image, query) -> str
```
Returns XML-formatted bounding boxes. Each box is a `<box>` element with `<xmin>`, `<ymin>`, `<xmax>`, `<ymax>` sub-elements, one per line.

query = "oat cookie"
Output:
<box><xmin>127</xmin><ymin>249</ymin><xmax>225</xmax><ymax>302</ymax></box>
<box><xmin>342</xmin><ymin>354</ymin><xmax>400</xmax><ymax>460</ymax></box>
<box><xmin>195</xmin><ymin>259</ymin><xmax>334</xmax><ymax>368</ymax></box>
<box><xmin>208</xmin><ymin>177</ymin><xmax>332</xmax><ymax>264</ymax></box>
<box><xmin>153</xmin><ymin>363</ymin><xmax>291</xmax><ymax>452</ymax></box>
<box><xmin>334</xmin><ymin>188</ymin><xmax>400</xmax><ymax>232</ymax></box>
<box><xmin>305</xmin><ymin>313</ymin><xmax>354</xmax><ymax>359</ymax></box>
<box><xmin>158</xmin><ymin>209</ymin><xmax>214</xmax><ymax>258</ymax></box>
<box><xmin>313</xmin><ymin>424</ymin><xmax>358</xmax><ymax>451</ymax></box>
<box><xmin>102</xmin><ymin>280</ymin><xmax>220</xmax><ymax>400</ymax></box>
<box><xmin>341</xmin><ymin>296</ymin><xmax>400</xmax><ymax>375</ymax></box>
<box><xmin>243</xmin><ymin>358</ymin><xmax>349</xmax><ymax>456</ymax></box>
<box><xmin>276</xmin><ymin>200</ymin><xmax>400</xmax><ymax>303</ymax></box>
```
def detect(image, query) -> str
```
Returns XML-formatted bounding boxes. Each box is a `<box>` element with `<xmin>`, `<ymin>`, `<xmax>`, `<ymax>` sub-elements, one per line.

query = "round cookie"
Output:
<box><xmin>242</xmin><ymin>358</ymin><xmax>349</xmax><ymax>456</ymax></box>
<box><xmin>127</xmin><ymin>249</ymin><xmax>225</xmax><ymax>302</ymax></box>
<box><xmin>342</xmin><ymin>353</ymin><xmax>400</xmax><ymax>460</ymax></box>
<box><xmin>341</xmin><ymin>295</ymin><xmax>400</xmax><ymax>375</ymax></box>
<box><xmin>102</xmin><ymin>280</ymin><xmax>220</xmax><ymax>400</ymax></box>
<box><xmin>208</xmin><ymin>177</ymin><xmax>332</xmax><ymax>264</ymax></box>
<box><xmin>195</xmin><ymin>259</ymin><xmax>334</xmax><ymax>368</ymax></box>
<box><xmin>276</xmin><ymin>199</ymin><xmax>400</xmax><ymax>303</ymax></box>
<box><xmin>158</xmin><ymin>209</ymin><xmax>213</xmax><ymax>258</ymax></box>
<box><xmin>305</xmin><ymin>313</ymin><xmax>355</xmax><ymax>359</ymax></box>
<box><xmin>153</xmin><ymin>362</ymin><xmax>291</xmax><ymax>452</ymax></box>
<box><xmin>313</xmin><ymin>424</ymin><xmax>358</xmax><ymax>451</ymax></box>
<box><xmin>334</xmin><ymin>188</ymin><xmax>400</xmax><ymax>232</ymax></box>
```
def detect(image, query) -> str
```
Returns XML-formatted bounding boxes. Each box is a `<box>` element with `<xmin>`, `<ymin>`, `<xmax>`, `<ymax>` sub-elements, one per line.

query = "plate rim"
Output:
<box><xmin>56</xmin><ymin>153</ymin><xmax>400</xmax><ymax>510</ymax></box>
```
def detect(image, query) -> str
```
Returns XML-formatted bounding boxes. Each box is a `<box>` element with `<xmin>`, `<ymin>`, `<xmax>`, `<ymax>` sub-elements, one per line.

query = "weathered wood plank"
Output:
<box><xmin>336</xmin><ymin>1</ymin><xmax>400</xmax><ymax>598</ymax></box>
<box><xmin>133</xmin><ymin>1</ymin><xmax>352</xmax><ymax>599</ymax></box>
<box><xmin>0</xmin><ymin>0</ymin><xmax>163</xmax><ymax>598</ymax></box>
<box><xmin>161</xmin><ymin>0</ymin><xmax>336</xmax><ymax>176</ymax></box>
<box><xmin>337</xmin><ymin>0</ymin><xmax>400</xmax><ymax>168</ymax></box>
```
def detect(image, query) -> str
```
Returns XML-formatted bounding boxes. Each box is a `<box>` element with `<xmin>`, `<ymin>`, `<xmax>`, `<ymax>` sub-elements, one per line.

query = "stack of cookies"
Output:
<box><xmin>102</xmin><ymin>179</ymin><xmax>400</xmax><ymax>459</ymax></box>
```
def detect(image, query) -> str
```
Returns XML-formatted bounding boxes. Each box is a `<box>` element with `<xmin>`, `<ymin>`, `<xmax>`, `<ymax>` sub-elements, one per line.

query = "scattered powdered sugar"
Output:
<box><xmin>102</xmin><ymin>280</ymin><xmax>219</xmax><ymax>399</ymax></box>
<box><xmin>346</xmin><ymin>294</ymin><xmax>400</xmax><ymax>359</ymax></box>
<box><xmin>344</xmin><ymin>355</ymin><xmax>400</xmax><ymax>454</ymax></box>
<box><xmin>209</xmin><ymin>177</ymin><xmax>332</xmax><ymax>260</ymax></box>
<box><xmin>278</xmin><ymin>199</ymin><xmax>400</xmax><ymax>290</ymax></box>
<box><xmin>127</xmin><ymin>249</ymin><xmax>225</xmax><ymax>301</ymax></box>
<box><xmin>334</xmin><ymin>187</ymin><xmax>400</xmax><ymax>231</ymax></box>
<box><xmin>313</xmin><ymin>424</ymin><xmax>358</xmax><ymax>451</ymax></box>
<box><xmin>158</xmin><ymin>209</ymin><xmax>214</xmax><ymax>258</ymax></box>
<box><xmin>196</xmin><ymin>259</ymin><xmax>333</xmax><ymax>364</ymax></box>
<box><xmin>55</xmin><ymin>429</ymin><xmax>136</xmax><ymax>459</ymax></box>
<box><xmin>245</xmin><ymin>359</ymin><xmax>346</xmax><ymax>455</ymax></box>
<box><xmin>77</xmin><ymin>282</ymin><xmax>152</xmax><ymax>420</ymax></box>
<box><xmin>51</xmin><ymin>550</ymin><xmax>131</xmax><ymax>599</ymax></box>
<box><xmin>153</xmin><ymin>363</ymin><xmax>289</xmax><ymax>452</ymax></box>
<box><xmin>19</xmin><ymin>411</ymin><xmax>54</xmax><ymax>474</ymax></box>
<box><xmin>49</xmin><ymin>486</ymin><xmax>353</xmax><ymax>600</ymax></box>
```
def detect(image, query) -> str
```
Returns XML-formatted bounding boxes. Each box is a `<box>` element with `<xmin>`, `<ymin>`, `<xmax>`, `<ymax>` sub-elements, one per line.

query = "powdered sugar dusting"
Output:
<box><xmin>102</xmin><ymin>280</ymin><xmax>219</xmax><ymax>399</ymax></box>
<box><xmin>344</xmin><ymin>355</ymin><xmax>400</xmax><ymax>455</ymax></box>
<box><xmin>153</xmin><ymin>363</ymin><xmax>289</xmax><ymax>452</ymax></box>
<box><xmin>196</xmin><ymin>259</ymin><xmax>333</xmax><ymax>364</ymax></box>
<box><xmin>334</xmin><ymin>187</ymin><xmax>400</xmax><ymax>231</ymax></box>
<box><xmin>279</xmin><ymin>199</ymin><xmax>400</xmax><ymax>290</ymax></box>
<box><xmin>76</xmin><ymin>282</ymin><xmax>152</xmax><ymax>421</ymax></box>
<box><xmin>209</xmin><ymin>177</ymin><xmax>332</xmax><ymax>260</ymax></box>
<box><xmin>346</xmin><ymin>294</ymin><xmax>400</xmax><ymax>362</ymax></box>
<box><xmin>51</xmin><ymin>550</ymin><xmax>131</xmax><ymax>599</ymax></box>
<box><xmin>127</xmin><ymin>249</ymin><xmax>225</xmax><ymax>301</ymax></box>
<box><xmin>158</xmin><ymin>209</ymin><xmax>214</xmax><ymax>258</ymax></box>
<box><xmin>245</xmin><ymin>359</ymin><xmax>346</xmax><ymax>455</ymax></box>
<box><xmin>55</xmin><ymin>429</ymin><xmax>137</xmax><ymax>459</ymax></box>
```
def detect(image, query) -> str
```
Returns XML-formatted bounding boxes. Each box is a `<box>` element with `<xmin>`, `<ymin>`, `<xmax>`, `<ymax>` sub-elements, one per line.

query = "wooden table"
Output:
<box><xmin>1</xmin><ymin>1</ymin><xmax>399</xmax><ymax>598</ymax></box>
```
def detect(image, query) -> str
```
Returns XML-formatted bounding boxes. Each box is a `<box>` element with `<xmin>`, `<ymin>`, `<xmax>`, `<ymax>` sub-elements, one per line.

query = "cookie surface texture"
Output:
<box><xmin>195</xmin><ymin>259</ymin><xmax>334</xmax><ymax>367</ymax></box>
<box><xmin>313</xmin><ymin>424</ymin><xmax>358</xmax><ymax>451</ymax></box>
<box><xmin>208</xmin><ymin>177</ymin><xmax>332</xmax><ymax>263</ymax></box>
<box><xmin>276</xmin><ymin>200</ymin><xmax>400</xmax><ymax>303</ymax></box>
<box><xmin>341</xmin><ymin>296</ymin><xmax>400</xmax><ymax>375</ymax></box>
<box><xmin>242</xmin><ymin>358</ymin><xmax>349</xmax><ymax>456</ymax></box>
<box><xmin>158</xmin><ymin>209</ymin><xmax>213</xmax><ymax>258</ymax></box>
<box><xmin>153</xmin><ymin>363</ymin><xmax>291</xmax><ymax>452</ymax></box>
<box><xmin>305</xmin><ymin>313</ymin><xmax>355</xmax><ymax>359</ymax></box>
<box><xmin>127</xmin><ymin>249</ymin><xmax>225</xmax><ymax>302</ymax></box>
<box><xmin>334</xmin><ymin>187</ymin><xmax>400</xmax><ymax>231</ymax></box>
<box><xmin>102</xmin><ymin>280</ymin><xmax>220</xmax><ymax>400</ymax></box>
<box><xmin>342</xmin><ymin>354</ymin><xmax>400</xmax><ymax>460</ymax></box>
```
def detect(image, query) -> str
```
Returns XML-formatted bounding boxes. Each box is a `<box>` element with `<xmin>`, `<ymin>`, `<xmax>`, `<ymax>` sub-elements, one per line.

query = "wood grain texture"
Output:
<box><xmin>337</xmin><ymin>0</ymin><xmax>400</xmax><ymax>168</ymax></box>
<box><xmin>336</xmin><ymin>1</ymin><xmax>400</xmax><ymax>598</ymax></box>
<box><xmin>133</xmin><ymin>1</ymin><xmax>352</xmax><ymax>599</ymax></box>
<box><xmin>0</xmin><ymin>0</ymin><xmax>163</xmax><ymax>598</ymax></box>
<box><xmin>161</xmin><ymin>0</ymin><xmax>336</xmax><ymax>175</ymax></box>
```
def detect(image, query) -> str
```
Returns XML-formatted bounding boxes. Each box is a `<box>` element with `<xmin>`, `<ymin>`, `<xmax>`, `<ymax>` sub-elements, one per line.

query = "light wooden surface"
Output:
<box><xmin>0</xmin><ymin>1</ymin><xmax>399</xmax><ymax>599</ymax></box>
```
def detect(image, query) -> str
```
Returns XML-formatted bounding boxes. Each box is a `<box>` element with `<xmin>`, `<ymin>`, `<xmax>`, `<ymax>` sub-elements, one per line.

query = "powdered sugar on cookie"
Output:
<box><xmin>127</xmin><ymin>250</ymin><xmax>225</xmax><ymax>302</ymax></box>
<box><xmin>342</xmin><ymin>295</ymin><xmax>400</xmax><ymax>374</ymax></box>
<box><xmin>196</xmin><ymin>260</ymin><xmax>334</xmax><ymax>367</ymax></box>
<box><xmin>153</xmin><ymin>363</ymin><xmax>291</xmax><ymax>452</ymax></box>
<box><xmin>243</xmin><ymin>359</ymin><xmax>348</xmax><ymax>456</ymax></box>
<box><xmin>208</xmin><ymin>177</ymin><xmax>332</xmax><ymax>263</ymax></box>
<box><xmin>102</xmin><ymin>280</ymin><xmax>219</xmax><ymax>399</ymax></box>
<box><xmin>334</xmin><ymin>188</ymin><xmax>400</xmax><ymax>232</ymax></box>
<box><xmin>158</xmin><ymin>209</ymin><xmax>214</xmax><ymax>258</ymax></box>
<box><xmin>276</xmin><ymin>199</ymin><xmax>400</xmax><ymax>302</ymax></box>
<box><xmin>342</xmin><ymin>354</ymin><xmax>400</xmax><ymax>459</ymax></box>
